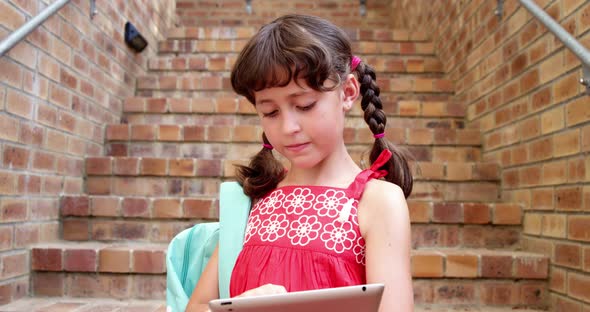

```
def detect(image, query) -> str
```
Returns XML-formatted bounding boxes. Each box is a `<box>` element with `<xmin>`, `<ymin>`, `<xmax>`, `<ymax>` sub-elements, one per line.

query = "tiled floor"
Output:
<box><xmin>0</xmin><ymin>298</ymin><xmax>166</xmax><ymax>312</ymax></box>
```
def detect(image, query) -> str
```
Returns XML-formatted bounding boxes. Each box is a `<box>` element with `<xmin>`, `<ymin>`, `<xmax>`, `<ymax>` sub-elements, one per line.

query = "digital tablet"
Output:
<box><xmin>208</xmin><ymin>283</ymin><xmax>384</xmax><ymax>312</ymax></box>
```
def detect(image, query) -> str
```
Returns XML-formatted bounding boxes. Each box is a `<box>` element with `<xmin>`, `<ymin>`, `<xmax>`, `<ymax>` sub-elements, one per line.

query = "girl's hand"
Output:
<box><xmin>236</xmin><ymin>284</ymin><xmax>287</xmax><ymax>297</ymax></box>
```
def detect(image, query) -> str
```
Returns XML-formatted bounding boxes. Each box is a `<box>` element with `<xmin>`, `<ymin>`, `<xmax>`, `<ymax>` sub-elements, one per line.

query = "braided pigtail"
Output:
<box><xmin>235</xmin><ymin>133</ymin><xmax>286</xmax><ymax>200</ymax></box>
<box><xmin>354</xmin><ymin>60</ymin><xmax>413</xmax><ymax>198</ymax></box>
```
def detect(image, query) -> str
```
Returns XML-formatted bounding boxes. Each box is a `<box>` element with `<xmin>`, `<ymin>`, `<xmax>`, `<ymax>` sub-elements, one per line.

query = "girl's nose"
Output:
<box><xmin>281</xmin><ymin>111</ymin><xmax>302</xmax><ymax>134</ymax></box>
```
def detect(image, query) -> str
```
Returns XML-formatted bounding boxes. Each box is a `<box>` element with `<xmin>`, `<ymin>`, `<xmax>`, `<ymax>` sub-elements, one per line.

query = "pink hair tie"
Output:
<box><xmin>351</xmin><ymin>56</ymin><xmax>361</xmax><ymax>71</ymax></box>
<box><xmin>263</xmin><ymin>143</ymin><xmax>273</xmax><ymax>150</ymax></box>
<box><xmin>373</xmin><ymin>132</ymin><xmax>385</xmax><ymax>139</ymax></box>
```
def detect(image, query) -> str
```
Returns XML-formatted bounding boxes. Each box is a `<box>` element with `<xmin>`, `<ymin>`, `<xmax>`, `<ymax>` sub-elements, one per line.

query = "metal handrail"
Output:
<box><xmin>0</xmin><ymin>0</ymin><xmax>97</xmax><ymax>57</ymax></box>
<box><xmin>519</xmin><ymin>0</ymin><xmax>590</xmax><ymax>95</ymax></box>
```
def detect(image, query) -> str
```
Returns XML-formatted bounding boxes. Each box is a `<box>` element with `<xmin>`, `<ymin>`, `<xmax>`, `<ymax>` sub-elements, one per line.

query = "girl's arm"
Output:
<box><xmin>359</xmin><ymin>181</ymin><xmax>414</xmax><ymax>312</ymax></box>
<box><xmin>185</xmin><ymin>244</ymin><xmax>220</xmax><ymax>312</ymax></box>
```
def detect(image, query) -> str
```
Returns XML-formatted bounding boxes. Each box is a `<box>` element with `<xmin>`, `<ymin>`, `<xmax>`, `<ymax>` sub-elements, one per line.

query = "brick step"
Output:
<box><xmin>123</xmin><ymin>113</ymin><xmax>466</xmax><ymax>130</ymax></box>
<box><xmin>123</xmin><ymin>97</ymin><xmax>466</xmax><ymax>119</ymax></box>
<box><xmin>135</xmin><ymin>90</ymin><xmax>454</xmax><ymax>103</ymax></box>
<box><xmin>60</xmin><ymin>196</ymin><xmax>522</xmax><ymax>246</ymax></box>
<box><xmin>60</xmin><ymin>216</ymin><xmax>521</xmax><ymax>246</ymax></box>
<box><xmin>413</xmin><ymin>279</ymin><xmax>547</xmax><ymax>308</ymax></box>
<box><xmin>158</xmin><ymin>39</ymin><xmax>435</xmax><ymax>55</ymax></box>
<box><xmin>177</xmin><ymin>16</ymin><xmax>396</xmax><ymax>29</ymax></box>
<box><xmin>29</xmin><ymin>244</ymin><xmax>547</xmax><ymax>306</ymax></box>
<box><xmin>166</xmin><ymin>26</ymin><xmax>429</xmax><ymax>42</ymax></box>
<box><xmin>415</xmin><ymin>308</ymin><xmax>546</xmax><ymax>312</ymax></box>
<box><xmin>147</xmin><ymin>54</ymin><xmax>444</xmax><ymax>74</ymax></box>
<box><xmin>62</xmin><ymin>195</ymin><xmax>523</xmax><ymax>226</ymax></box>
<box><xmin>106</xmin><ymin>143</ymin><xmax>483</xmax><ymax>163</ymax></box>
<box><xmin>136</xmin><ymin>73</ymin><xmax>454</xmax><ymax>93</ymax></box>
<box><xmin>0</xmin><ymin>298</ymin><xmax>166</xmax><ymax>312</ymax></box>
<box><xmin>84</xmin><ymin>176</ymin><xmax>500</xmax><ymax>202</ymax></box>
<box><xmin>105</xmin><ymin>124</ymin><xmax>481</xmax><ymax>147</ymax></box>
<box><xmin>31</xmin><ymin>243</ymin><xmax>548</xmax><ymax>279</ymax></box>
<box><xmin>84</xmin><ymin>156</ymin><xmax>500</xmax><ymax>182</ymax></box>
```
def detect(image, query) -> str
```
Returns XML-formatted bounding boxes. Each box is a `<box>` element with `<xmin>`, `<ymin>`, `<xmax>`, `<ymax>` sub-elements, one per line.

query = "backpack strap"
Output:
<box><xmin>218</xmin><ymin>181</ymin><xmax>251</xmax><ymax>299</ymax></box>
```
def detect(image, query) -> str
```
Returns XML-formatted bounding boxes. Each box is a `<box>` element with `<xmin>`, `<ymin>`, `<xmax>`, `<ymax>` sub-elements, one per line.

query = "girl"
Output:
<box><xmin>186</xmin><ymin>14</ymin><xmax>414</xmax><ymax>312</ymax></box>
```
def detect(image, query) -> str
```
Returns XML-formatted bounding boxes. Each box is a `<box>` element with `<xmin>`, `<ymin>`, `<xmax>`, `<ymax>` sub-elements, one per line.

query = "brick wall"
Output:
<box><xmin>176</xmin><ymin>0</ymin><xmax>394</xmax><ymax>28</ymax></box>
<box><xmin>0</xmin><ymin>0</ymin><xmax>175</xmax><ymax>303</ymax></box>
<box><xmin>398</xmin><ymin>0</ymin><xmax>590</xmax><ymax>310</ymax></box>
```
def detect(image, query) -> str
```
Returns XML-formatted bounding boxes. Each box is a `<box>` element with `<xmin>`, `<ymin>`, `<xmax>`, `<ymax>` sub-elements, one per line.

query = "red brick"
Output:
<box><xmin>32</xmin><ymin>272</ymin><xmax>64</xmax><ymax>296</ymax></box>
<box><xmin>158</xmin><ymin>125</ymin><xmax>182</xmax><ymax>141</ymax></box>
<box><xmin>61</xmin><ymin>196</ymin><xmax>89</xmax><ymax>216</ymax></box>
<box><xmin>107</xmin><ymin>125</ymin><xmax>130</xmax><ymax>141</ymax></box>
<box><xmin>514</xmin><ymin>255</ymin><xmax>548</xmax><ymax>279</ymax></box>
<box><xmin>196</xmin><ymin>159</ymin><xmax>221</xmax><ymax>177</ymax></box>
<box><xmin>463</xmin><ymin>203</ymin><xmax>490</xmax><ymax>224</ymax></box>
<box><xmin>14</xmin><ymin>223</ymin><xmax>39</xmax><ymax>247</ymax></box>
<box><xmin>445</xmin><ymin>253</ymin><xmax>478</xmax><ymax>278</ymax></box>
<box><xmin>91</xmin><ymin>197</ymin><xmax>119</xmax><ymax>217</ymax></box>
<box><xmin>113</xmin><ymin>157</ymin><xmax>139</xmax><ymax>175</ymax></box>
<box><xmin>62</xmin><ymin>219</ymin><xmax>89</xmax><ymax>241</ymax></box>
<box><xmin>555</xmin><ymin>243</ymin><xmax>582</xmax><ymax>269</ymax></box>
<box><xmin>569</xmin><ymin>216</ymin><xmax>590</xmax><ymax>242</ymax></box>
<box><xmin>169</xmin><ymin>159</ymin><xmax>195</xmax><ymax>177</ymax></box>
<box><xmin>122</xmin><ymin>198</ymin><xmax>149</xmax><ymax>217</ymax></box>
<box><xmin>141</xmin><ymin>158</ymin><xmax>167</xmax><ymax>176</ymax></box>
<box><xmin>0</xmin><ymin>115</ymin><xmax>19</xmax><ymax>142</ymax></box>
<box><xmin>32</xmin><ymin>248</ymin><xmax>63</xmax><ymax>271</ymax></box>
<box><xmin>85</xmin><ymin>157</ymin><xmax>112</xmax><ymax>175</ymax></box>
<box><xmin>1</xmin><ymin>252</ymin><xmax>27</xmax><ymax>278</ymax></box>
<box><xmin>569</xmin><ymin>272</ymin><xmax>590</xmax><ymax>303</ymax></box>
<box><xmin>6</xmin><ymin>89</ymin><xmax>34</xmax><ymax>119</ymax></box>
<box><xmin>411</xmin><ymin>252</ymin><xmax>443</xmax><ymax>277</ymax></box>
<box><xmin>133</xmin><ymin>250</ymin><xmax>166</xmax><ymax>273</ymax></box>
<box><xmin>432</xmin><ymin>203</ymin><xmax>462</xmax><ymax>223</ymax></box>
<box><xmin>0</xmin><ymin>58</ymin><xmax>23</xmax><ymax>88</ymax></box>
<box><xmin>481</xmin><ymin>254</ymin><xmax>513</xmax><ymax>278</ymax></box>
<box><xmin>153</xmin><ymin>199</ymin><xmax>182</xmax><ymax>218</ymax></box>
<box><xmin>2</xmin><ymin>145</ymin><xmax>29</xmax><ymax>170</ymax></box>
<box><xmin>64</xmin><ymin>249</ymin><xmax>97</xmax><ymax>272</ymax></box>
<box><xmin>99</xmin><ymin>248</ymin><xmax>130</xmax><ymax>273</ymax></box>
<box><xmin>493</xmin><ymin>204</ymin><xmax>522</xmax><ymax>225</ymax></box>
<box><xmin>556</xmin><ymin>186</ymin><xmax>583</xmax><ymax>211</ymax></box>
<box><xmin>183</xmin><ymin>199</ymin><xmax>214</xmax><ymax>219</ymax></box>
<box><xmin>129</xmin><ymin>125</ymin><xmax>155</xmax><ymax>141</ymax></box>
<box><xmin>33</xmin><ymin>151</ymin><xmax>56</xmax><ymax>171</ymax></box>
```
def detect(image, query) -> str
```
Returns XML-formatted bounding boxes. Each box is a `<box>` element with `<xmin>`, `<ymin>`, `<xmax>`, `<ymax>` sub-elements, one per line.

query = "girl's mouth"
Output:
<box><xmin>284</xmin><ymin>142</ymin><xmax>309</xmax><ymax>152</ymax></box>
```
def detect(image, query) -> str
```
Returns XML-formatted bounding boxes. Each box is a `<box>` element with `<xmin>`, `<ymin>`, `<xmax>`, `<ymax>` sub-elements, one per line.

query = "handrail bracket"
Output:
<box><xmin>582</xmin><ymin>66</ymin><xmax>590</xmax><ymax>96</ymax></box>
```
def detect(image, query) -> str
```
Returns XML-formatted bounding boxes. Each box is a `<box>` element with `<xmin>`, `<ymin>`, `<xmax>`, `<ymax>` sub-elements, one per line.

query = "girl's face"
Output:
<box><xmin>253</xmin><ymin>75</ymin><xmax>359</xmax><ymax>169</ymax></box>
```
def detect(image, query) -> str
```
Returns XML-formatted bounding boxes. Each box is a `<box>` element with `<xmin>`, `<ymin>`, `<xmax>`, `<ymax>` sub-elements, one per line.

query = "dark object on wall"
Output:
<box><xmin>124</xmin><ymin>22</ymin><xmax>148</xmax><ymax>53</ymax></box>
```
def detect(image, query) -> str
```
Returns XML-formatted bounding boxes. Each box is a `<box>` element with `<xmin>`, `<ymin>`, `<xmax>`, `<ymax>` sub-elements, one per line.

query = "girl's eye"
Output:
<box><xmin>263</xmin><ymin>110</ymin><xmax>278</xmax><ymax>118</ymax></box>
<box><xmin>299</xmin><ymin>102</ymin><xmax>316</xmax><ymax>111</ymax></box>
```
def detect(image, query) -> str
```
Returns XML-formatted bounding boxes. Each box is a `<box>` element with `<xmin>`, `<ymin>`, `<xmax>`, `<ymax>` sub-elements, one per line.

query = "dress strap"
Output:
<box><xmin>346</xmin><ymin>149</ymin><xmax>392</xmax><ymax>200</ymax></box>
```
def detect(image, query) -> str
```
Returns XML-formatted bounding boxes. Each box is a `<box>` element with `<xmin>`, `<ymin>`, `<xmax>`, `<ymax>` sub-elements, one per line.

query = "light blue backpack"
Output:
<box><xmin>166</xmin><ymin>182</ymin><xmax>251</xmax><ymax>312</ymax></box>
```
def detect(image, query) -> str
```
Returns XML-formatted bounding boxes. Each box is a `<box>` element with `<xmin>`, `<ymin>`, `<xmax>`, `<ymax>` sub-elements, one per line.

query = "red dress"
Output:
<box><xmin>229</xmin><ymin>150</ymin><xmax>392</xmax><ymax>297</ymax></box>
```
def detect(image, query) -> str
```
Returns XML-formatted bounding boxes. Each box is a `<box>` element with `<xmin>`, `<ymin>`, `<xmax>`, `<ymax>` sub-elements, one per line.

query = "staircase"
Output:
<box><xmin>0</xmin><ymin>4</ymin><xmax>550</xmax><ymax>312</ymax></box>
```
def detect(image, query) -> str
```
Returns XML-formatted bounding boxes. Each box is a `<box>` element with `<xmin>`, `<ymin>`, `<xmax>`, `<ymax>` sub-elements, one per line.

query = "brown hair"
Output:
<box><xmin>231</xmin><ymin>14</ymin><xmax>413</xmax><ymax>200</ymax></box>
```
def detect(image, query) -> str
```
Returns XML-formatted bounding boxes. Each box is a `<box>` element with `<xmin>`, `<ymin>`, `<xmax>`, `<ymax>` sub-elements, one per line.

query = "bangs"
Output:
<box><xmin>231</xmin><ymin>18</ymin><xmax>344</xmax><ymax>104</ymax></box>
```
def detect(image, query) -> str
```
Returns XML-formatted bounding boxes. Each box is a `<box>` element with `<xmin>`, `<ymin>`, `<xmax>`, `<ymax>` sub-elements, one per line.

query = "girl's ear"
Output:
<box><xmin>341</xmin><ymin>74</ymin><xmax>360</xmax><ymax>111</ymax></box>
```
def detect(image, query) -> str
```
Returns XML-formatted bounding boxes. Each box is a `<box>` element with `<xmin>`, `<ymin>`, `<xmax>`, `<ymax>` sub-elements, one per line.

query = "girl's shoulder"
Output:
<box><xmin>358</xmin><ymin>179</ymin><xmax>409</xmax><ymax>235</ymax></box>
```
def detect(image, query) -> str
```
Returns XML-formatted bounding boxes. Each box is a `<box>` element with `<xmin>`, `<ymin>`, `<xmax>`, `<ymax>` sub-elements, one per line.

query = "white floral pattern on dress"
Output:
<box><xmin>258</xmin><ymin>213</ymin><xmax>289</xmax><ymax>242</ymax></box>
<box><xmin>258</xmin><ymin>189</ymin><xmax>285</xmax><ymax>215</ymax></box>
<box><xmin>244</xmin><ymin>215</ymin><xmax>261</xmax><ymax>243</ymax></box>
<box><xmin>284</xmin><ymin>188</ymin><xmax>315</xmax><ymax>215</ymax></box>
<box><xmin>314</xmin><ymin>190</ymin><xmax>349</xmax><ymax>218</ymax></box>
<box><xmin>353</xmin><ymin>237</ymin><xmax>366</xmax><ymax>265</ymax></box>
<box><xmin>287</xmin><ymin>215</ymin><xmax>322</xmax><ymax>246</ymax></box>
<box><xmin>320</xmin><ymin>220</ymin><xmax>357</xmax><ymax>253</ymax></box>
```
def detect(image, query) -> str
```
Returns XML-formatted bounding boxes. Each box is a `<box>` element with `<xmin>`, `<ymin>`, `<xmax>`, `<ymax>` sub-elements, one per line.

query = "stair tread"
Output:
<box><xmin>166</xmin><ymin>26</ymin><xmax>430</xmax><ymax>41</ymax></box>
<box><xmin>158</xmin><ymin>39</ymin><xmax>436</xmax><ymax>55</ymax></box>
<box><xmin>415</xmin><ymin>307</ymin><xmax>546</xmax><ymax>312</ymax></box>
<box><xmin>104</xmin><ymin>123</ymin><xmax>482</xmax><ymax>147</ymax></box>
<box><xmin>0</xmin><ymin>298</ymin><xmax>165</xmax><ymax>311</ymax></box>
<box><xmin>61</xmin><ymin>194</ymin><xmax>522</xmax><ymax>225</ymax></box>
<box><xmin>31</xmin><ymin>241</ymin><xmax>548</xmax><ymax>280</ymax></box>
